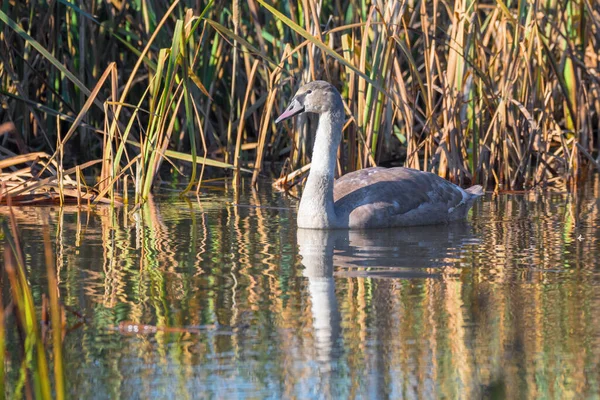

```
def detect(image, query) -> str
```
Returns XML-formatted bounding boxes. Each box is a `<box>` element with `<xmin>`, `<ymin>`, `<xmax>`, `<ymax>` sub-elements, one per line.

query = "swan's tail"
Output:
<box><xmin>465</xmin><ymin>185</ymin><xmax>484</xmax><ymax>197</ymax></box>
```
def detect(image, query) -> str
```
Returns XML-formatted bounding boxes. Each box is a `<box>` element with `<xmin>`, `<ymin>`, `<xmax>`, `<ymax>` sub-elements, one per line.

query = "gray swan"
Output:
<box><xmin>276</xmin><ymin>80</ymin><xmax>483</xmax><ymax>229</ymax></box>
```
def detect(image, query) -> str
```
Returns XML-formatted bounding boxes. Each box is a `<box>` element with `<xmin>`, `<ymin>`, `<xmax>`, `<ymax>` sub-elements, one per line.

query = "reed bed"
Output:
<box><xmin>0</xmin><ymin>0</ymin><xmax>598</xmax><ymax>204</ymax></box>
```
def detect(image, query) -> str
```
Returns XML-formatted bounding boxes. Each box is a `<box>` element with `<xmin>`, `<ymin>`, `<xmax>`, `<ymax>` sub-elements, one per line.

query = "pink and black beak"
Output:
<box><xmin>275</xmin><ymin>97</ymin><xmax>305</xmax><ymax>123</ymax></box>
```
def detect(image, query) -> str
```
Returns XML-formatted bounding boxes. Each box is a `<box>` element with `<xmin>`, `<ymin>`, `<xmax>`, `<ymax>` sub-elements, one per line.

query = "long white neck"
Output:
<box><xmin>298</xmin><ymin>109</ymin><xmax>344</xmax><ymax>229</ymax></box>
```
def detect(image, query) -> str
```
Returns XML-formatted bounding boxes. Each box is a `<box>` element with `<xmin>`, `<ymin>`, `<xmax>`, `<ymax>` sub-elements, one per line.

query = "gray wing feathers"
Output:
<box><xmin>333</xmin><ymin>167</ymin><xmax>476</xmax><ymax>228</ymax></box>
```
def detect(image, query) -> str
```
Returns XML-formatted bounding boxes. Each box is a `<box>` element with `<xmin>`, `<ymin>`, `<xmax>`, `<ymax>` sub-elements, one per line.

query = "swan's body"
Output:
<box><xmin>276</xmin><ymin>81</ymin><xmax>483</xmax><ymax>230</ymax></box>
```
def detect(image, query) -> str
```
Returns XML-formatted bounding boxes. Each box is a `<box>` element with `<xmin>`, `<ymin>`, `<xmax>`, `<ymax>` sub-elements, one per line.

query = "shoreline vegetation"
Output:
<box><xmin>0</xmin><ymin>0</ymin><xmax>598</xmax><ymax>206</ymax></box>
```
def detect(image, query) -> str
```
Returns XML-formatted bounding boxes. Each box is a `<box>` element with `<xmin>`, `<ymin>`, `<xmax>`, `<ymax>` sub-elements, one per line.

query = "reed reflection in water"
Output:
<box><xmin>1</xmin><ymin>179</ymin><xmax>600</xmax><ymax>399</ymax></box>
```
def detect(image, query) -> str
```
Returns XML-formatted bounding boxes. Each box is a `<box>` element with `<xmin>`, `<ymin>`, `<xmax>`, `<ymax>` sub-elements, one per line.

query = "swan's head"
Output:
<box><xmin>275</xmin><ymin>81</ymin><xmax>342</xmax><ymax>123</ymax></box>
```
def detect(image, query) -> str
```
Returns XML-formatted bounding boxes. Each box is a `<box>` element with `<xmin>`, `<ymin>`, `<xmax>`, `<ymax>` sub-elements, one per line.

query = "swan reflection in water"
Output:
<box><xmin>297</xmin><ymin>223</ymin><xmax>479</xmax><ymax>369</ymax></box>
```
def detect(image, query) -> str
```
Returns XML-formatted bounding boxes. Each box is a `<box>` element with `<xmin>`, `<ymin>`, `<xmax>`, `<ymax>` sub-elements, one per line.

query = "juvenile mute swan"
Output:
<box><xmin>276</xmin><ymin>80</ymin><xmax>483</xmax><ymax>229</ymax></box>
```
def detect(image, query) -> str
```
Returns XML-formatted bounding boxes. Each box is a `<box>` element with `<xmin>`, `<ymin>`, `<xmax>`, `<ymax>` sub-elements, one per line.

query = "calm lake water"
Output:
<box><xmin>3</xmin><ymin>178</ymin><xmax>600</xmax><ymax>399</ymax></box>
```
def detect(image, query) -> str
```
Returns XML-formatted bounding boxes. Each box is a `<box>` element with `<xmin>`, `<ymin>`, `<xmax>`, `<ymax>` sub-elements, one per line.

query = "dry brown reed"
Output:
<box><xmin>0</xmin><ymin>0</ymin><xmax>598</xmax><ymax>205</ymax></box>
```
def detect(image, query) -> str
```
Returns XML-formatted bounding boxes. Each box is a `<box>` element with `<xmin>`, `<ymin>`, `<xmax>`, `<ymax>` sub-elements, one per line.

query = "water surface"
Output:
<box><xmin>3</xmin><ymin>179</ymin><xmax>600</xmax><ymax>399</ymax></box>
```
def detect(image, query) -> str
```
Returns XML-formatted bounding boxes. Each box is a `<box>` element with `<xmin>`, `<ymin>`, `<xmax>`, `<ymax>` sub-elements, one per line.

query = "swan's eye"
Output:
<box><xmin>306</xmin><ymin>90</ymin><xmax>313</xmax><ymax>95</ymax></box>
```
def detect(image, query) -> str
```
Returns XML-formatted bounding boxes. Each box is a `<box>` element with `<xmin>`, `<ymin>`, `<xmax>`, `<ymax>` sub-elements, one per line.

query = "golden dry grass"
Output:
<box><xmin>0</xmin><ymin>0</ymin><xmax>598</xmax><ymax>204</ymax></box>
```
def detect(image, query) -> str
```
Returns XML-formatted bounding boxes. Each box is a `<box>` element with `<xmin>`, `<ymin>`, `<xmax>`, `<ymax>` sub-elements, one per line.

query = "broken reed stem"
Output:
<box><xmin>56</xmin><ymin>116</ymin><xmax>64</xmax><ymax>206</ymax></box>
<box><xmin>234</xmin><ymin>59</ymin><xmax>260</xmax><ymax>187</ymax></box>
<box><xmin>76</xmin><ymin>165</ymin><xmax>81</xmax><ymax>208</ymax></box>
<box><xmin>252</xmin><ymin>45</ymin><xmax>293</xmax><ymax>187</ymax></box>
<box><xmin>135</xmin><ymin>157</ymin><xmax>141</xmax><ymax>205</ymax></box>
<box><xmin>123</xmin><ymin>175</ymin><xmax>129</xmax><ymax>205</ymax></box>
<box><xmin>192</xmin><ymin>95</ymin><xmax>209</xmax><ymax>195</ymax></box>
<box><xmin>226</xmin><ymin>0</ymin><xmax>240</xmax><ymax>164</ymax></box>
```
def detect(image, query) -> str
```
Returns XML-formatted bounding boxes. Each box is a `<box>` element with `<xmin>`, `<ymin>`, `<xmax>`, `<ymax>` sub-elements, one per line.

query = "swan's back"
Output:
<box><xmin>333</xmin><ymin>167</ymin><xmax>482</xmax><ymax>229</ymax></box>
